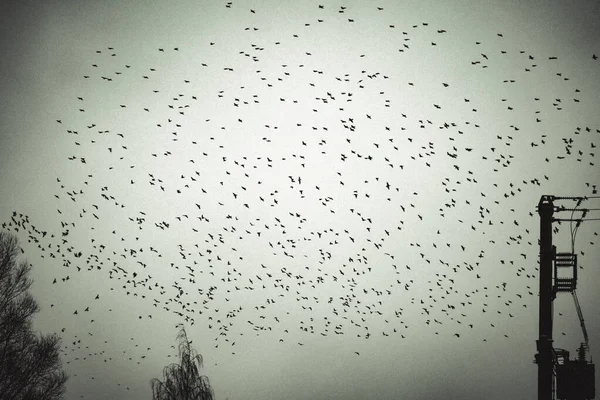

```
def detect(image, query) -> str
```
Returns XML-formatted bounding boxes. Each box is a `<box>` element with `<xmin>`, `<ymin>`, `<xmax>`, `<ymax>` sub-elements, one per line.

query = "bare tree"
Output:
<box><xmin>0</xmin><ymin>231</ymin><xmax>68</xmax><ymax>400</ymax></box>
<box><xmin>150</xmin><ymin>327</ymin><xmax>215</xmax><ymax>400</ymax></box>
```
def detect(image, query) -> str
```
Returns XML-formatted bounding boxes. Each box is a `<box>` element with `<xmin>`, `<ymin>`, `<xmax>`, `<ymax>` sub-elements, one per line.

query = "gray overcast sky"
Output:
<box><xmin>1</xmin><ymin>0</ymin><xmax>599</xmax><ymax>399</ymax></box>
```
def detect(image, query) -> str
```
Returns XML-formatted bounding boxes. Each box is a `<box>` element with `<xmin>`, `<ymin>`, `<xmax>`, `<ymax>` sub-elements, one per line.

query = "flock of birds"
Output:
<box><xmin>2</xmin><ymin>2</ymin><xmax>599</xmax><ymax>396</ymax></box>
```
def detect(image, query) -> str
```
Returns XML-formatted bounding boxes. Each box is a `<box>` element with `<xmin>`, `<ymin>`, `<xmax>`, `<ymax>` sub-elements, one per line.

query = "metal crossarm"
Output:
<box><xmin>554</xmin><ymin>252</ymin><xmax>577</xmax><ymax>293</ymax></box>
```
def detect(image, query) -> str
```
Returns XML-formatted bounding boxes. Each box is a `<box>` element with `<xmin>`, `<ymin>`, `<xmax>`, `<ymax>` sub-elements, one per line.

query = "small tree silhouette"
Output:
<box><xmin>151</xmin><ymin>327</ymin><xmax>215</xmax><ymax>400</ymax></box>
<box><xmin>0</xmin><ymin>231</ymin><xmax>68</xmax><ymax>399</ymax></box>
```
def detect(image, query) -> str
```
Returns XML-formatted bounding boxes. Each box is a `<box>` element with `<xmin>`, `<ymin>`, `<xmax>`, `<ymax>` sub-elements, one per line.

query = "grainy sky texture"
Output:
<box><xmin>1</xmin><ymin>1</ymin><xmax>599</xmax><ymax>399</ymax></box>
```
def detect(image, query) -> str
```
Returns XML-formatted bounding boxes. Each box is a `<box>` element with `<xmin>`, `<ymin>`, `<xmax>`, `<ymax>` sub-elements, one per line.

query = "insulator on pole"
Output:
<box><xmin>578</xmin><ymin>343</ymin><xmax>587</xmax><ymax>362</ymax></box>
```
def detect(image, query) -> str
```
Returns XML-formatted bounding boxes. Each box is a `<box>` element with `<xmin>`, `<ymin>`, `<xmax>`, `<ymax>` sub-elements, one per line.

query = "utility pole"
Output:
<box><xmin>537</xmin><ymin>195</ymin><xmax>554</xmax><ymax>400</ymax></box>
<box><xmin>535</xmin><ymin>195</ymin><xmax>596</xmax><ymax>400</ymax></box>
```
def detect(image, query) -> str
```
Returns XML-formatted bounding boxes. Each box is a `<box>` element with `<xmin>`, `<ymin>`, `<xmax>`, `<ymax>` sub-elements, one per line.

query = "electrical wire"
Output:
<box><xmin>553</xmin><ymin>218</ymin><xmax>600</xmax><ymax>222</ymax></box>
<box><xmin>557</xmin><ymin>208</ymin><xmax>600</xmax><ymax>212</ymax></box>
<box><xmin>569</xmin><ymin>199</ymin><xmax>583</xmax><ymax>253</ymax></box>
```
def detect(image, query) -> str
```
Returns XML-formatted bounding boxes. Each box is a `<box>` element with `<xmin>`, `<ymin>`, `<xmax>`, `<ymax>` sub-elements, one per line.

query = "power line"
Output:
<box><xmin>554</xmin><ymin>218</ymin><xmax>600</xmax><ymax>222</ymax></box>
<box><xmin>556</xmin><ymin>208</ymin><xmax>600</xmax><ymax>212</ymax></box>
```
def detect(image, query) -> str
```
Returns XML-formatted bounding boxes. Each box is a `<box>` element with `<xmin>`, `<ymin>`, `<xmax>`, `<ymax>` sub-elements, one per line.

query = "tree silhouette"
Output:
<box><xmin>151</xmin><ymin>327</ymin><xmax>215</xmax><ymax>400</ymax></box>
<box><xmin>0</xmin><ymin>231</ymin><xmax>68</xmax><ymax>400</ymax></box>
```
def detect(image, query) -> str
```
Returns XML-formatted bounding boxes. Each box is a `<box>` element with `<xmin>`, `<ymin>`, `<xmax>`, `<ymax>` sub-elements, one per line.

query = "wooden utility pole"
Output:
<box><xmin>537</xmin><ymin>195</ymin><xmax>555</xmax><ymax>400</ymax></box>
